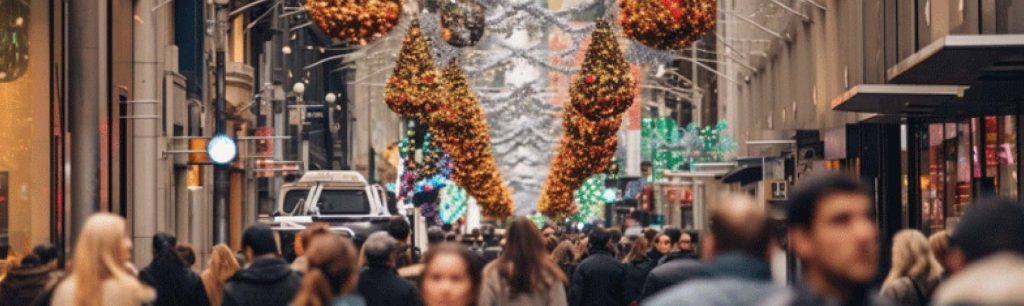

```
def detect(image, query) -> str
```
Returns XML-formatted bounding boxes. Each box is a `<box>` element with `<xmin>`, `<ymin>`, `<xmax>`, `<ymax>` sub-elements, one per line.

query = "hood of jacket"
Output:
<box><xmin>1</xmin><ymin>264</ymin><xmax>58</xmax><ymax>292</ymax></box>
<box><xmin>230</xmin><ymin>257</ymin><xmax>296</xmax><ymax>285</ymax></box>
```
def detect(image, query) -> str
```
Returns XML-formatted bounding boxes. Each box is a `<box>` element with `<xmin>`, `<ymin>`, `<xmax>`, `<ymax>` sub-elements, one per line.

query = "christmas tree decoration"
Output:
<box><xmin>570</xmin><ymin>20</ymin><xmax>636</xmax><ymax>122</ymax></box>
<box><xmin>384</xmin><ymin>22</ymin><xmax>444</xmax><ymax>121</ymax></box>
<box><xmin>539</xmin><ymin>21</ymin><xmax>636</xmax><ymax>219</ymax></box>
<box><xmin>0</xmin><ymin>0</ymin><xmax>30</xmax><ymax>83</ymax></box>
<box><xmin>439</xmin><ymin>0</ymin><xmax>486</xmax><ymax>47</ymax></box>
<box><xmin>619</xmin><ymin>0</ymin><xmax>716</xmax><ymax>50</ymax></box>
<box><xmin>429</xmin><ymin>62</ymin><xmax>514</xmax><ymax>219</ymax></box>
<box><xmin>305</xmin><ymin>0</ymin><xmax>402</xmax><ymax>45</ymax></box>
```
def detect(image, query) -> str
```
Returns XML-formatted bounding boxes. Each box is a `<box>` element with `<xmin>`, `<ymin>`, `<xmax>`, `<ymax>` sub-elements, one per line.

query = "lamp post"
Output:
<box><xmin>212</xmin><ymin>0</ymin><xmax>230</xmax><ymax>245</ymax></box>
<box><xmin>293</xmin><ymin>82</ymin><xmax>306</xmax><ymax>172</ymax></box>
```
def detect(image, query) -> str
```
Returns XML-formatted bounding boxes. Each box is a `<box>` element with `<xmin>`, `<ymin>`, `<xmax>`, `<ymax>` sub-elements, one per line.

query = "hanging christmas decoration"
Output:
<box><xmin>429</xmin><ymin>62</ymin><xmax>514</xmax><ymax>219</ymax></box>
<box><xmin>439</xmin><ymin>184</ymin><xmax>468</xmax><ymax>224</ymax></box>
<box><xmin>439</xmin><ymin>0</ymin><xmax>486</xmax><ymax>47</ymax></box>
<box><xmin>384</xmin><ymin>22</ymin><xmax>444</xmax><ymax>121</ymax></box>
<box><xmin>538</xmin><ymin>21</ymin><xmax>636</xmax><ymax>219</ymax></box>
<box><xmin>0</xmin><ymin>0</ymin><xmax>30</xmax><ymax>83</ymax></box>
<box><xmin>570</xmin><ymin>174</ymin><xmax>607</xmax><ymax>224</ymax></box>
<box><xmin>641</xmin><ymin>117</ymin><xmax>738</xmax><ymax>175</ymax></box>
<box><xmin>619</xmin><ymin>0</ymin><xmax>716</xmax><ymax>50</ymax></box>
<box><xmin>305</xmin><ymin>0</ymin><xmax>402</xmax><ymax>45</ymax></box>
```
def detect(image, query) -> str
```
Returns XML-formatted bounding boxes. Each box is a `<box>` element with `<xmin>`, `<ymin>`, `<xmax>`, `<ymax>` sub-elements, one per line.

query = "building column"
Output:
<box><xmin>132</xmin><ymin>0</ymin><xmax>162</xmax><ymax>265</ymax></box>
<box><xmin>68</xmin><ymin>0</ymin><xmax>107</xmax><ymax>250</ymax></box>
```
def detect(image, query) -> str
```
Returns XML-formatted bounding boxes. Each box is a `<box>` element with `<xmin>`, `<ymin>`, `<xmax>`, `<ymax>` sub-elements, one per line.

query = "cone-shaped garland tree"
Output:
<box><xmin>430</xmin><ymin>62</ymin><xmax>514</xmax><ymax>218</ymax></box>
<box><xmin>385</xmin><ymin>21</ymin><xmax>443</xmax><ymax>121</ymax></box>
<box><xmin>539</xmin><ymin>20</ymin><xmax>636</xmax><ymax>220</ymax></box>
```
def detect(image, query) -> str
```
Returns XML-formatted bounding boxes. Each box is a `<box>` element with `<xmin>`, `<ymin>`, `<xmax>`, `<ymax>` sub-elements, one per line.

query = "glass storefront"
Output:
<box><xmin>0</xmin><ymin>0</ymin><xmax>53</xmax><ymax>263</ymax></box>
<box><xmin>914</xmin><ymin>116</ymin><xmax>1018</xmax><ymax>234</ymax></box>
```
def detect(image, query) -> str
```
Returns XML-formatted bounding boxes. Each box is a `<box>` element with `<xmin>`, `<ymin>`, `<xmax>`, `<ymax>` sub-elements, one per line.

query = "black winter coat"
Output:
<box><xmin>139</xmin><ymin>250</ymin><xmax>210</xmax><ymax>306</ymax></box>
<box><xmin>569</xmin><ymin>249</ymin><xmax>626</xmax><ymax>306</ymax></box>
<box><xmin>0</xmin><ymin>264</ymin><xmax>62</xmax><ymax>306</ymax></box>
<box><xmin>222</xmin><ymin>257</ymin><xmax>303</xmax><ymax>306</ymax></box>
<box><xmin>623</xmin><ymin>258</ymin><xmax>654</xmax><ymax>305</ymax></box>
<box><xmin>357</xmin><ymin>265</ymin><xmax>422</xmax><ymax>306</ymax></box>
<box><xmin>640</xmin><ymin>251</ymin><xmax>702</xmax><ymax>299</ymax></box>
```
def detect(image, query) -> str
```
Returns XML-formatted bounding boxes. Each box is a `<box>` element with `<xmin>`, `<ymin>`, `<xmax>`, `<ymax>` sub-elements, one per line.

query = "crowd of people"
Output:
<box><xmin>1</xmin><ymin>173</ymin><xmax>1024</xmax><ymax>306</ymax></box>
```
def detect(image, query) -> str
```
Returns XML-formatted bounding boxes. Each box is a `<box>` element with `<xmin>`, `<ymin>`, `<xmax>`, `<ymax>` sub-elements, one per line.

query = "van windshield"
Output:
<box><xmin>317</xmin><ymin>189</ymin><xmax>371</xmax><ymax>214</ymax></box>
<box><xmin>283</xmin><ymin>189</ymin><xmax>309</xmax><ymax>214</ymax></box>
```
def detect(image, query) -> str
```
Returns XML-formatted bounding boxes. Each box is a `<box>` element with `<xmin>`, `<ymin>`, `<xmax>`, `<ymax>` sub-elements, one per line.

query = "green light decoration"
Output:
<box><xmin>570</xmin><ymin>174</ymin><xmax>608</xmax><ymax>224</ymax></box>
<box><xmin>528</xmin><ymin>212</ymin><xmax>548</xmax><ymax>229</ymax></box>
<box><xmin>641</xmin><ymin>117</ymin><xmax>737</xmax><ymax>178</ymax></box>
<box><xmin>438</xmin><ymin>183</ymin><xmax>468</xmax><ymax>225</ymax></box>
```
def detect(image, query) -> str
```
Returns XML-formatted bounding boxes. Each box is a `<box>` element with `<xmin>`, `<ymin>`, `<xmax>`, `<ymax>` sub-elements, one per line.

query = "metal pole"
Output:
<box><xmin>213</xmin><ymin>5</ymin><xmax>229</xmax><ymax>244</ymax></box>
<box><xmin>367</xmin><ymin>85</ymin><xmax>375</xmax><ymax>183</ymax></box>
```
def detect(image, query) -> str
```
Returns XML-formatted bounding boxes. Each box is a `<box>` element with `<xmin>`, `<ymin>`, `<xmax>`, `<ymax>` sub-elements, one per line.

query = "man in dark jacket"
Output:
<box><xmin>763</xmin><ymin>174</ymin><xmax>894</xmax><ymax>306</ymax></box>
<box><xmin>569</xmin><ymin>227</ymin><xmax>626</xmax><ymax>306</ymax></box>
<box><xmin>358</xmin><ymin>232</ymin><xmax>422</xmax><ymax>306</ymax></box>
<box><xmin>640</xmin><ymin>228</ymin><xmax>701</xmax><ymax>299</ymax></box>
<box><xmin>224</xmin><ymin>224</ymin><xmax>304</xmax><ymax>306</ymax></box>
<box><xmin>139</xmin><ymin>233</ymin><xmax>210</xmax><ymax>306</ymax></box>
<box><xmin>643</xmin><ymin>194</ymin><xmax>778</xmax><ymax>306</ymax></box>
<box><xmin>0</xmin><ymin>244</ymin><xmax>62</xmax><ymax>306</ymax></box>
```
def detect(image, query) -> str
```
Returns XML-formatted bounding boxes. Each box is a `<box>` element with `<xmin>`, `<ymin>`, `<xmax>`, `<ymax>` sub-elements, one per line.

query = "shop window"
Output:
<box><xmin>0</xmin><ymin>0</ymin><xmax>51</xmax><ymax>262</ymax></box>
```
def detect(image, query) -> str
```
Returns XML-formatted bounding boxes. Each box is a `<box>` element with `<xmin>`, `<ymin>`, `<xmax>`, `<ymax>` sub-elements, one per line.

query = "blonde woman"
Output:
<box><xmin>51</xmin><ymin>213</ymin><xmax>156</xmax><ymax>306</ymax></box>
<box><xmin>202</xmin><ymin>244</ymin><xmax>241</xmax><ymax>306</ymax></box>
<box><xmin>881</xmin><ymin>229</ymin><xmax>944</xmax><ymax>306</ymax></box>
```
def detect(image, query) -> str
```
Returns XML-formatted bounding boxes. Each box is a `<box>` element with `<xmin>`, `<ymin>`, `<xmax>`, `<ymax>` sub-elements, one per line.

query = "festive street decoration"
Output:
<box><xmin>439</xmin><ymin>0</ymin><xmax>486</xmax><ymax>47</ymax></box>
<box><xmin>539</xmin><ymin>21</ymin><xmax>636</xmax><ymax>219</ymax></box>
<box><xmin>384</xmin><ymin>22</ymin><xmax>444</xmax><ymax>121</ymax></box>
<box><xmin>642</xmin><ymin>117</ymin><xmax>738</xmax><ymax>176</ymax></box>
<box><xmin>430</xmin><ymin>62</ymin><xmax>514</xmax><ymax>218</ymax></box>
<box><xmin>0</xmin><ymin>0</ymin><xmax>30</xmax><ymax>83</ymax></box>
<box><xmin>571</xmin><ymin>174</ymin><xmax>608</xmax><ymax>224</ymax></box>
<box><xmin>439</xmin><ymin>184</ymin><xmax>469</xmax><ymax>224</ymax></box>
<box><xmin>619</xmin><ymin>0</ymin><xmax>716</xmax><ymax>50</ymax></box>
<box><xmin>305</xmin><ymin>0</ymin><xmax>402</xmax><ymax>45</ymax></box>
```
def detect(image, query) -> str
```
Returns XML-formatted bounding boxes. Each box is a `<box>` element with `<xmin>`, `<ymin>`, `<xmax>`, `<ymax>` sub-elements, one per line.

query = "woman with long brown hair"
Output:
<box><xmin>478</xmin><ymin>217</ymin><xmax>567</xmax><ymax>306</ymax></box>
<box><xmin>292</xmin><ymin>234</ymin><xmax>365</xmax><ymax>306</ymax></box>
<box><xmin>51</xmin><ymin>213</ymin><xmax>156</xmax><ymax>306</ymax></box>
<box><xmin>622</xmin><ymin>236</ymin><xmax>653</xmax><ymax>305</ymax></box>
<box><xmin>881</xmin><ymin>229</ymin><xmax>944</xmax><ymax>306</ymax></box>
<box><xmin>420</xmin><ymin>243</ymin><xmax>484</xmax><ymax>306</ymax></box>
<box><xmin>202</xmin><ymin>244</ymin><xmax>241</xmax><ymax>306</ymax></box>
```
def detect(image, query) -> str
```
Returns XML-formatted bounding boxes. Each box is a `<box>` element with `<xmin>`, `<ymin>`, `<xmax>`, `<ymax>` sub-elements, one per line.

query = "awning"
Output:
<box><xmin>831</xmin><ymin>84</ymin><xmax>1018</xmax><ymax>117</ymax></box>
<box><xmin>888</xmin><ymin>35</ymin><xmax>1024</xmax><ymax>85</ymax></box>
<box><xmin>720</xmin><ymin>165</ymin><xmax>763</xmax><ymax>185</ymax></box>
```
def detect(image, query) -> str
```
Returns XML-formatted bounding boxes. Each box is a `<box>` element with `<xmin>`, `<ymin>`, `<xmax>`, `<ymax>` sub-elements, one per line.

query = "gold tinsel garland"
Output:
<box><xmin>306</xmin><ymin>0</ymin><xmax>402</xmax><ymax>45</ymax></box>
<box><xmin>539</xmin><ymin>20</ymin><xmax>636</xmax><ymax>220</ymax></box>
<box><xmin>429</xmin><ymin>62</ymin><xmax>514</xmax><ymax>218</ymax></box>
<box><xmin>384</xmin><ymin>23</ymin><xmax>513</xmax><ymax>218</ymax></box>
<box><xmin>384</xmin><ymin>22</ymin><xmax>443</xmax><ymax>122</ymax></box>
<box><xmin>619</xmin><ymin>0</ymin><xmax>716</xmax><ymax>50</ymax></box>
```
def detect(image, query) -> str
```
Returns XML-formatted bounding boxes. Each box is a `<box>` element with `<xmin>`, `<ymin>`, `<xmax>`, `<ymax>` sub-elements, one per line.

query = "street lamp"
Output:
<box><xmin>212</xmin><ymin>0</ymin><xmax>230</xmax><ymax>245</ymax></box>
<box><xmin>325</xmin><ymin>92</ymin><xmax>337</xmax><ymax>104</ymax></box>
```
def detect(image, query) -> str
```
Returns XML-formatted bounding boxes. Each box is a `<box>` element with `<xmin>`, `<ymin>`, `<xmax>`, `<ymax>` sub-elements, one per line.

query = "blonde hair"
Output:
<box><xmin>928</xmin><ymin>230</ymin><xmax>951</xmax><ymax>263</ymax></box>
<box><xmin>70</xmin><ymin>213</ymin><xmax>155</xmax><ymax>306</ymax></box>
<box><xmin>202</xmin><ymin>244</ymin><xmax>241</xmax><ymax>306</ymax></box>
<box><xmin>884</xmin><ymin>229</ymin><xmax>944</xmax><ymax>288</ymax></box>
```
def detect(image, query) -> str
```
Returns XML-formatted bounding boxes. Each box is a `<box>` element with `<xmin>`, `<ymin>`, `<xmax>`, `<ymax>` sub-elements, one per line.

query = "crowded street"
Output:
<box><xmin>2</xmin><ymin>0</ymin><xmax>1024</xmax><ymax>305</ymax></box>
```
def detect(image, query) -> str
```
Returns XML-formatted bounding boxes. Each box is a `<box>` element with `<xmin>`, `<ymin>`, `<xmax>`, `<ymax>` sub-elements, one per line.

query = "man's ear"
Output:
<box><xmin>789</xmin><ymin>227</ymin><xmax>813</xmax><ymax>260</ymax></box>
<box><xmin>701</xmin><ymin>234</ymin><xmax>715</xmax><ymax>262</ymax></box>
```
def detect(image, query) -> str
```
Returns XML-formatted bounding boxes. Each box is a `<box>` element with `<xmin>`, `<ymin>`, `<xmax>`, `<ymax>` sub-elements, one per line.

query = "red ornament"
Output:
<box><xmin>671</xmin><ymin>7</ymin><xmax>683</xmax><ymax>20</ymax></box>
<box><xmin>422</xmin><ymin>75</ymin><xmax>434</xmax><ymax>84</ymax></box>
<box><xmin>388</xmin><ymin>76</ymin><xmax>400</xmax><ymax>84</ymax></box>
<box><xmin>585</xmin><ymin>75</ymin><xmax>596</xmax><ymax>84</ymax></box>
